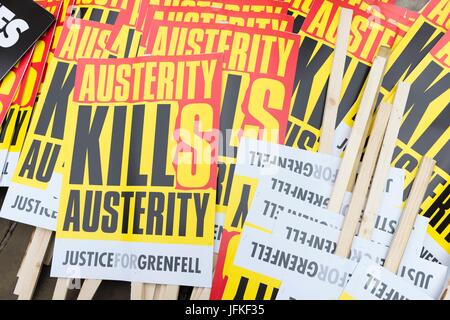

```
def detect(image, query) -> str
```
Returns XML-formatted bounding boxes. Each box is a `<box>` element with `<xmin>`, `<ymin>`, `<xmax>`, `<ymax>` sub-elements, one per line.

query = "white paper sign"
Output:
<box><xmin>339</xmin><ymin>257</ymin><xmax>433</xmax><ymax>300</ymax></box>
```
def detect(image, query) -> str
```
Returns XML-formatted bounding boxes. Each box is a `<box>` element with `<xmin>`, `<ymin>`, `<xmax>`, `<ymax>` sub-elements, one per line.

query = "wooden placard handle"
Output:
<box><xmin>384</xmin><ymin>157</ymin><xmax>436</xmax><ymax>273</ymax></box>
<box><xmin>327</xmin><ymin>48</ymin><xmax>389</xmax><ymax>214</ymax></box>
<box><xmin>359</xmin><ymin>82</ymin><xmax>410</xmax><ymax>239</ymax></box>
<box><xmin>319</xmin><ymin>8</ymin><xmax>353</xmax><ymax>154</ymax></box>
<box><xmin>334</xmin><ymin>103</ymin><xmax>392</xmax><ymax>258</ymax></box>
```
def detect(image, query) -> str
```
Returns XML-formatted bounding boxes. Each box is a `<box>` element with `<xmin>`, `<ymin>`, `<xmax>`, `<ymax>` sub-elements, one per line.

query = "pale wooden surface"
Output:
<box><xmin>319</xmin><ymin>8</ymin><xmax>353</xmax><ymax>154</ymax></box>
<box><xmin>441</xmin><ymin>281</ymin><xmax>450</xmax><ymax>300</ymax></box>
<box><xmin>144</xmin><ymin>283</ymin><xmax>157</xmax><ymax>299</ymax></box>
<box><xmin>345</xmin><ymin>48</ymin><xmax>392</xmax><ymax>193</ymax></box>
<box><xmin>384</xmin><ymin>157</ymin><xmax>436</xmax><ymax>273</ymax></box>
<box><xmin>335</xmin><ymin>104</ymin><xmax>392</xmax><ymax>258</ymax></box>
<box><xmin>359</xmin><ymin>82</ymin><xmax>410</xmax><ymax>239</ymax></box>
<box><xmin>328</xmin><ymin>49</ymin><xmax>389</xmax><ymax>214</ymax></box>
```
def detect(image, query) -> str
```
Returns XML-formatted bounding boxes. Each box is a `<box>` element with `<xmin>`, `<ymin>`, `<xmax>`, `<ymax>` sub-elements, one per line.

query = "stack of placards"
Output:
<box><xmin>0</xmin><ymin>0</ymin><xmax>448</xmax><ymax>301</ymax></box>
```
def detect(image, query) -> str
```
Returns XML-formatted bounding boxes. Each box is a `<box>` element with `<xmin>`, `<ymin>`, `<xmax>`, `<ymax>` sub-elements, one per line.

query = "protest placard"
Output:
<box><xmin>285</xmin><ymin>0</ymin><xmax>398</xmax><ymax>154</ymax></box>
<box><xmin>51</xmin><ymin>53</ymin><xmax>222</xmax><ymax>288</ymax></box>
<box><xmin>0</xmin><ymin>0</ymin><xmax>63</xmax><ymax>187</ymax></box>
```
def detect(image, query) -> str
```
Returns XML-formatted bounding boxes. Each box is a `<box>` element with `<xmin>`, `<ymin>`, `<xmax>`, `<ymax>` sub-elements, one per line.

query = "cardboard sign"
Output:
<box><xmin>70</xmin><ymin>0</ymin><xmax>128</xmax><ymax>25</ymax></box>
<box><xmin>339</xmin><ymin>257</ymin><xmax>432</xmax><ymax>300</ymax></box>
<box><xmin>0</xmin><ymin>0</ymin><xmax>55</xmax><ymax>81</ymax></box>
<box><xmin>131</xmin><ymin>5</ymin><xmax>295</xmax><ymax>58</ymax></box>
<box><xmin>0</xmin><ymin>20</ymin><xmax>114</xmax><ymax>231</ymax></box>
<box><xmin>0</xmin><ymin>51</ymin><xmax>33</xmax><ymax>145</ymax></box>
<box><xmin>288</xmin><ymin>0</ymin><xmax>313</xmax><ymax>33</ymax></box>
<box><xmin>0</xmin><ymin>0</ymin><xmax>63</xmax><ymax>187</ymax></box>
<box><xmin>51</xmin><ymin>53</ymin><xmax>222</xmax><ymax>287</ymax></box>
<box><xmin>393</xmin><ymin>31</ymin><xmax>450</xmax><ymax>267</ymax></box>
<box><xmin>284</xmin><ymin>0</ymin><xmax>398</xmax><ymax>153</ymax></box>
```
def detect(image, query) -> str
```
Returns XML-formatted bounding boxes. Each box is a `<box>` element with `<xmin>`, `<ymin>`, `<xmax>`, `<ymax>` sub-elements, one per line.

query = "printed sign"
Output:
<box><xmin>273</xmin><ymin>214</ymin><xmax>447</xmax><ymax>299</ymax></box>
<box><xmin>0</xmin><ymin>51</ymin><xmax>33</xmax><ymax>141</ymax></box>
<box><xmin>0</xmin><ymin>0</ymin><xmax>63</xmax><ymax>186</ymax></box>
<box><xmin>51</xmin><ymin>53</ymin><xmax>222</xmax><ymax>287</ymax></box>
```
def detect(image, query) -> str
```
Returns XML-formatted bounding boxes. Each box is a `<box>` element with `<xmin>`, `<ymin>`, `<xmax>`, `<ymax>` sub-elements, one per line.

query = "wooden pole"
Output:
<box><xmin>384</xmin><ymin>157</ymin><xmax>435</xmax><ymax>273</ymax></box>
<box><xmin>328</xmin><ymin>48</ymin><xmax>389</xmax><ymax>214</ymax></box>
<box><xmin>359</xmin><ymin>82</ymin><xmax>410</xmax><ymax>239</ymax></box>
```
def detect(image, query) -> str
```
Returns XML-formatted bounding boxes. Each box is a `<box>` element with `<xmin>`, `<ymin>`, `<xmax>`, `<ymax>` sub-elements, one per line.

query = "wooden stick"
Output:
<box><xmin>52</xmin><ymin>278</ymin><xmax>71</xmax><ymax>300</ymax></box>
<box><xmin>327</xmin><ymin>48</ymin><xmax>389</xmax><ymax>214</ymax></box>
<box><xmin>192</xmin><ymin>287</ymin><xmax>211</xmax><ymax>300</ymax></box>
<box><xmin>130</xmin><ymin>282</ymin><xmax>145</xmax><ymax>300</ymax></box>
<box><xmin>144</xmin><ymin>283</ymin><xmax>157</xmax><ymax>299</ymax></box>
<box><xmin>319</xmin><ymin>8</ymin><xmax>353</xmax><ymax>154</ymax></box>
<box><xmin>14</xmin><ymin>229</ymin><xmax>36</xmax><ymax>295</ymax></box>
<box><xmin>359</xmin><ymin>82</ymin><xmax>410</xmax><ymax>239</ymax></box>
<box><xmin>43</xmin><ymin>235</ymin><xmax>55</xmax><ymax>266</ymax></box>
<box><xmin>154</xmin><ymin>284</ymin><xmax>180</xmax><ymax>300</ymax></box>
<box><xmin>190</xmin><ymin>252</ymin><xmax>218</xmax><ymax>300</ymax></box>
<box><xmin>77</xmin><ymin>279</ymin><xmax>102</xmax><ymax>300</ymax></box>
<box><xmin>334</xmin><ymin>103</ymin><xmax>392</xmax><ymax>258</ymax></box>
<box><xmin>441</xmin><ymin>281</ymin><xmax>450</xmax><ymax>300</ymax></box>
<box><xmin>384</xmin><ymin>157</ymin><xmax>435</xmax><ymax>273</ymax></box>
<box><xmin>15</xmin><ymin>228</ymin><xmax>53</xmax><ymax>300</ymax></box>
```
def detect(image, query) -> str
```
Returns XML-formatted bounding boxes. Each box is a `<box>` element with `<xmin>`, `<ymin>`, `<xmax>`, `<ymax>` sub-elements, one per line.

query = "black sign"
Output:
<box><xmin>0</xmin><ymin>0</ymin><xmax>55</xmax><ymax>80</ymax></box>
